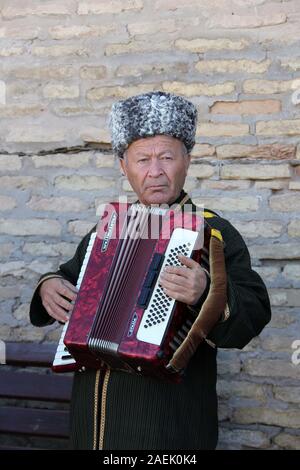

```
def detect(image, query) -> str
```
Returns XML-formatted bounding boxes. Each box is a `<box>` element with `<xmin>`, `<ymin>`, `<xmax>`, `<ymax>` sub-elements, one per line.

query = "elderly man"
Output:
<box><xmin>30</xmin><ymin>91</ymin><xmax>271</xmax><ymax>450</ymax></box>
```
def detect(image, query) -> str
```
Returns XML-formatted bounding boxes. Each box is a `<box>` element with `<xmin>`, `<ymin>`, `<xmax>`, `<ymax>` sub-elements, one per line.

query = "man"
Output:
<box><xmin>30</xmin><ymin>91</ymin><xmax>271</xmax><ymax>450</ymax></box>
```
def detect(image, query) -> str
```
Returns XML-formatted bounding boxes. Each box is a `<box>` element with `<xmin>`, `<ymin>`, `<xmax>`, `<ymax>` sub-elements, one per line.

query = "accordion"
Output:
<box><xmin>53</xmin><ymin>202</ymin><xmax>211</xmax><ymax>381</ymax></box>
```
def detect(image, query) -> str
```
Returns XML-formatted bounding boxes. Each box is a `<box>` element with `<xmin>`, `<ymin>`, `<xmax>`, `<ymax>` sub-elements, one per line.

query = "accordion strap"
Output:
<box><xmin>167</xmin><ymin>230</ymin><xmax>227</xmax><ymax>372</ymax></box>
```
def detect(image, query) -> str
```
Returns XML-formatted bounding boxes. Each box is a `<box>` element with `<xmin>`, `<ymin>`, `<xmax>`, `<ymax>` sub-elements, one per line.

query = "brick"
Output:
<box><xmin>128</xmin><ymin>19</ymin><xmax>176</xmax><ymax>35</ymax></box>
<box><xmin>43</xmin><ymin>84</ymin><xmax>79</xmax><ymax>99</ymax></box>
<box><xmin>0</xmin><ymin>105</ymin><xmax>44</xmax><ymax>118</ymax></box>
<box><xmin>0</xmin><ymin>176</ymin><xmax>46</xmax><ymax>189</ymax></box>
<box><xmin>218</xmin><ymin>428</ymin><xmax>269</xmax><ymax>449</ymax></box>
<box><xmin>175</xmin><ymin>37</ymin><xmax>248</xmax><ymax>53</ymax></box>
<box><xmin>78</xmin><ymin>0</ymin><xmax>143</xmax><ymax>15</ymax></box>
<box><xmin>250</xmin><ymin>244</ymin><xmax>300</xmax><ymax>260</ymax></box>
<box><xmin>0</xmin><ymin>286</ymin><xmax>21</xmax><ymax>300</ymax></box>
<box><xmin>13</xmin><ymin>303</ymin><xmax>30</xmax><ymax>321</ymax></box>
<box><xmin>55</xmin><ymin>175</ymin><xmax>115</xmax><ymax>191</ymax></box>
<box><xmin>274</xmin><ymin>433</ymin><xmax>300</xmax><ymax>450</ymax></box>
<box><xmin>234</xmin><ymin>407</ymin><xmax>300</xmax><ymax>429</ymax></box>
<box><xmin>233</xmin><ymin>220</ymin><xmax>283</xmax><ymax>238</ymax></box>
<box><xmin>0</xmin><ymin>243</ymin><xmax>14</xmax><ymax>258</ymax></box>
<box><xmin>216</xmin><ymin>144</ymin><xmax>295</xmax><ymax>160</ymax></box>
<box><xmin>196</xmin><ymin>59</ymin><xmax>271</xmax><ymax>74</ymax></box>
<box><xmin>183</xmin><ymin>177</ymin><xmax>197</xmax><ymax>192</ymax></box>
<box><xmin>288</xmin><ymin>220</ymin><xmax>300</xmax><ymax>237</ymax></box>
<box><xmin>0</xmin><ymin>196</ymin><xmax>16</xmax><ymax>211</ymax></box>
<box><xmin>274</xmin><ymin>386</ymin><xmax>300</xmax><ymax>404</ymax></box>
<box><xmin>28</xmin><ymin>196</ymin><xmax>88</xmax><ymax>212</ymax></box>
<box><xmin>0</xmin><ymin>261</ymin><xmax>25</xmax><ymax>277</ymax></box>
<box><xmin>0</xmin><ymin>47</ymin><xmax>23</xmax><ymax>57</ymax></box>
<box><xmin>289</xmin><ymin>181</ymin><xmax>300</xmax><ymax>190</ymax></box>
<box><xmin>1</xmin><ymin>1</ymin><xmax>74</xmax><ymax>18</ymax></box>
<box><xmin>208</xmin><ymin>12</ymin><xmax>286</xmax><ymax>29</ymax></box>
<box><xmin>261</xmin><ymin>334</ymin><xmax>297</xmax><ymax>352</ymax></box>
<box><xmin>68</xmin><ymin>220</ymin><xmax>96</xmax><ymax>237</ymax></box>
<box><xmin>211</xmin><ymin>100</ymin><xmax>280</xmax><ymax>115</ymax></box>
<box><xmin>45</xmin><ymin>328</ymin><xmax>62</xmax><ymax>343</ymax></box>
<box><xmin>122</xmin><ymin>179</ymin><xmax>133</xmax><ymax>192</ymax></box>
<box><xmin>281</xmin><ymin>59</ymin><xmax>300</xmax><ymax>71</ymax></box>
<box><xmin>0</xmin><ymin>219</ymin><xmax>61</xmax><ymax>236</ymax></box>
<box><xmin>217</xmin><ymin>380</ymin><xmax>266</xmax><ymax>400</ymax></box>
<box><xmin>5</xmin><ymin>127</ymin><xmax>66</xmax><ymax>143</ymax></box>
<box><xmin>80</xmin><ymin>127</ymin><xmax>110</xmax><ymax>144</ymax></box>
<box><xmin>201</xmin><ymin>180</ymin><xmax>250</xmax><ymax>190</ymax></box>
<box><xmin>243</xmin><ymin>78</ymin><xmax>300</xmax><ymax>94</ymax></box>
<box><xmin>9</xmin><ymin>326</ymin><xmax>46</xmax><ymax>342</ymax></box>
<box><xmin>32</xmin><ymin>46</ymin><xmax>88</xmax><ymax>57</ymax></box>
<box><xmin>23</xmin><ymin>242</ymin><xmax>76</xmax><ymax>258</ymax></box>
<box><xmin>0</xmin><ymin>154</ymin><xmax>22</xmax><ymax>171</ymax></box>
<box><xmin>282</xmin><ymin>264</ymin><xmax>300</xmax><ymax>282</ymax></box>
<box><xmin>221</xmin><ymin>164</ymin><xmax>290</xmax><ymax>180</ymax></box>
<box><xmin>191</xmin><ymin>144</ymin><xmax>215</xmax><ymax>158</ymax></box>
<box><xmin>163</xmin><ymin>81</ymin><xmax>235</xmax><ymax>97</ymax></box>
<box><xmin>12</xmin><ymin>66</ymin><xmax>76</xmax><ymax>79</ymax></box>
<box><xmin>268</xmin><ymin>311</ymin><xmax>297</xmax><ymax>328</ymax></box>
<box><xmin>197</xmin><ymin>123</ymin><xmax>249</xmax><ymax>137</ymax></box>
<box><xmin>28</xmin><ymin>260</ymin><xmax>56</xmax><ymax>275</ymax></box>
<box><xmin>257</xmin><ymin>120</ymin><xmax>300</xmax><ymax>136</ymax></box>
<box><xmin>243</xmin><ymin>358</ymin><xmax>299</xmax><ymax>380</ymax></box>
<box><xmin>32</xmin><ymin>153</ymin><xmax>90</xmax><ymax>168</ymax></box>
<box><xmin>49</xmin><ymin>25</ymin><xmax>114</xmax><ymax>40</ymax></box>
<box><xmin>115</xmin><ymin>62</ymin><xmax>188</xmax><ymax>78</ymax></box>
<box><xmin>1</xmin><ymin>24</ymin><xmax>40</xmax><ymax>40</ymax></box>
<box><xmin>80</xmin><ymin>66</ymin><xmax>107</xmax><ymax>79</ymax></box>
<box><xmin>254</xmin><ymin>266</ymin><xmax>280</xmax><ymax>282</ymax></box>
<box><xmin>269</xmin><ymin>289</ymin><xmax>300</xmax><ymax>307</ymax></box>
<box><xmin>194</xmin><ymin>196</ymin><xmax>259</xmax><ymax>212</ymax></box>
<box><xmin>105</xmin><ymin>41</ymin><xmax>170</xmax><ymax>56</ymax></box>
<box><xmin>254</xmin><ymin>180</ymin><xmax>288</xmax><ymax>190</ymax></box>
<box><xmin>188</xmin><ymin>164</ymin><xmax>215</xmax><ymax>178</ymax></box>
<box><xmin>270</xmin><ymin>194</ymin><xmax>300</xmax><ymax>212</ymax></box>
<box><xmin>94</xmin><ymin>153</ymin><xmax>115</xmax><ymax>168</ymax></box>
<box><xmin>87</xmin><ymin>84</ymin><xmax>156</xmax><ymax>100</ymax></box>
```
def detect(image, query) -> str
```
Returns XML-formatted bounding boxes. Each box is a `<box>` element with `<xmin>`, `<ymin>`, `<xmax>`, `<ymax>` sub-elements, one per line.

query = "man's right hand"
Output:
<box><xmin>39</xmin><ymin>277</ymin><xmax>78</xmax><ymax>323</ymax></box>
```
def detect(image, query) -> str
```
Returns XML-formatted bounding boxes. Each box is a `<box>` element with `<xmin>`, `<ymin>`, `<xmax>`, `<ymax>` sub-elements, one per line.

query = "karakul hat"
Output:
<box><xmin>108</xmin><ymin>91</ymin><xmax>197</xmax><ymax>159</ymax></box>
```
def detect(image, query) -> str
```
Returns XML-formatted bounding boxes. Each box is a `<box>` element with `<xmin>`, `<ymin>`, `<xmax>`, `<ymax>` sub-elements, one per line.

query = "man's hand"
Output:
<box><xmin>159</xmin><ymin>255</ymin><xmax>207</xmax><ymax>305</ymax></box>
<box><xmin>39</xmin><ymin>278</ymin><xmax>78</xmax><ymax>323</ymax></box>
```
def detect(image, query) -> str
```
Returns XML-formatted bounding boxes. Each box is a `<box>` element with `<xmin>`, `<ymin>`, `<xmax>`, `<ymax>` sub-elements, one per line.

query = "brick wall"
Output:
<box><xmin>0</xmin><ymin>0</ymin><xmax>299</xmax><ymax>449</ymax></box>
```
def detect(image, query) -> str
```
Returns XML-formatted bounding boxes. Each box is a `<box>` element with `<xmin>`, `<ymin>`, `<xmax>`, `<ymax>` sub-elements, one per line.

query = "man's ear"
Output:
<box><xmin>185</xmin><ymin>153</ymin><xmax>191</xmax><ymax>175</ymax></box>
<box><xmin>119</xmin><ymin>158</ymin><xmax>126</xmax><ymax>177</ymax></box>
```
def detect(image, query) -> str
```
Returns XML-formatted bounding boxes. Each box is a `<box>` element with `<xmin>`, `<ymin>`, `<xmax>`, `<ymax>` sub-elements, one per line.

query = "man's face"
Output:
<box><xmin>120</xmin><ymin>135</ymin><xmax>191</xmax><ymax>205</ymax></box>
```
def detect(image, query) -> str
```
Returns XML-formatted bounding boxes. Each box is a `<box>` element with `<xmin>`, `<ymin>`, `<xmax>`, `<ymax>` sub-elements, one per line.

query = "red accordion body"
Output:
<box><xmin>53</xmin><ymin>202</ymin><xmax>208</xmax><ymax>381</ymax></box>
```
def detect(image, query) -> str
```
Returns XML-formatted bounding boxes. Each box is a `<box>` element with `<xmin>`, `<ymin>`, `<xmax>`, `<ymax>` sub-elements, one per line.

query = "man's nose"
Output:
<box><xmin>148</xmin><ymin>158</ymin><xmax>163</xmax><ymax>177</ymax></box>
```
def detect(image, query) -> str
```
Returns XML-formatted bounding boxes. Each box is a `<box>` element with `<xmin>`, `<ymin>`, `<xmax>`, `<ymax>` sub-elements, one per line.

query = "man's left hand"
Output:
<box><xmin>159</xmin><ymin>255</ymin><xmax>208</xmax><ymax>305</ymax></box>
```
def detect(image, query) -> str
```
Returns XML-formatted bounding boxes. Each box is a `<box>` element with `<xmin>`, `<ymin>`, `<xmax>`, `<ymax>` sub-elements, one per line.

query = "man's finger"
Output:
<box><xmin>44</xmin><ymin>302</ymin><xmax>69</xmax><ymax>323</ymax></box>
<box><xmin>177</xmin><ymin>255</ymin><xmax>199</xmax><ymax>269</ymax></box>
<box><xmin>61</xmin><ymin>279</ymin><xmax>78</xmax><ymax>293</ymax></box>
<box><xmin>57</xmin><ymin>282</ymin><xmax>77</xmax><ymax>301</ymax></box>
<box><xmin>53</xmin><ymin>293</ymin><xmax>75</xmax><ymax>312</ymax></box>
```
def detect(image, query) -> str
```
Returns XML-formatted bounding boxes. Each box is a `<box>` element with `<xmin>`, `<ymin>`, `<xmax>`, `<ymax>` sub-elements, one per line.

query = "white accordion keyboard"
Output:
<box><xmin>52</xmin><ymin>232</ymin><xmax>97</xmax><ymax>369</ymax></box>
<box><xmin>137</xmin><ymin>228</ymin><xmax>199</xmax><ymax>345</ymax></box>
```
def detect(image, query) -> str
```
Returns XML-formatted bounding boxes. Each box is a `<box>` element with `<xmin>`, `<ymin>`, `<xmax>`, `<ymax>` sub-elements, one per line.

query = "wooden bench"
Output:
<box><xmin>0</xmin><ymin>342</ymin><xmax>73</xmax><ymax>450</ymax></box>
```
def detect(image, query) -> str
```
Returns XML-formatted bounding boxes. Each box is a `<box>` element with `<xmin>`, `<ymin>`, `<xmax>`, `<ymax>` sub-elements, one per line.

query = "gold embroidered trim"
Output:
<box><xmin>92</xmin><ymin>369</ymin><xmax>101</xmax><ymax>450</ymax></box>
<box><xmin>98</xmin><ymin>368</ymin><xmax>110</xmax><ymax>450</ymax></box>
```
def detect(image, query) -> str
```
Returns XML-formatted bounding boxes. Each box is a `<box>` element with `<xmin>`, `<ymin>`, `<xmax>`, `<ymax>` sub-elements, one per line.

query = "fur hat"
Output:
<box><xmin>108</xmin><ymin>91</ymin><xmax>197</xmax><ymax>159</ymax></box>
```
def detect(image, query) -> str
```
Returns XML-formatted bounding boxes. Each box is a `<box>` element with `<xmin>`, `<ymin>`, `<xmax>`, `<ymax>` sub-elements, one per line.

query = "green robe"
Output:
<box><xmin>30</xmin><ymin>192</ymin><xmax>271</xmax><ymax>450</ymax></box>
